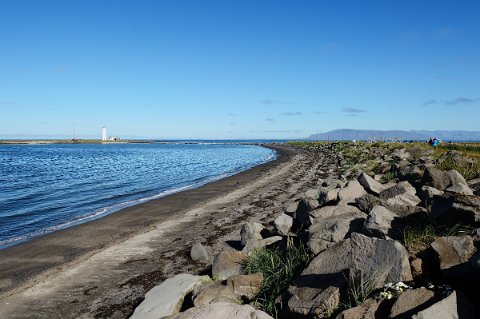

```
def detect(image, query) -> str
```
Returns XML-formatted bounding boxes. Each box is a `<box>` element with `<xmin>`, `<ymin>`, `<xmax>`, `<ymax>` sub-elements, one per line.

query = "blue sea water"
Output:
<box><xmin>0</xmin><ymin>143</ymin><xmax>276</xmax><ymax>249</ymax></box>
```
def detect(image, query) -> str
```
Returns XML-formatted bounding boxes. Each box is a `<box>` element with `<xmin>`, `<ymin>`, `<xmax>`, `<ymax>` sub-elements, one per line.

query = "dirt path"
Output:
<box><xmin>0</xmin><ymin>145</ymin><xmax>338</xmax><ymax>319</ymax></box>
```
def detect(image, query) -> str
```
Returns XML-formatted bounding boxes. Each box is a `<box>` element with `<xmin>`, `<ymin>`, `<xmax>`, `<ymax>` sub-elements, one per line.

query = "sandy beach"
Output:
<box><xmin>0</xmin><ymin>144</ymin><xmax>327</xmax><ymax>318</ymax></box>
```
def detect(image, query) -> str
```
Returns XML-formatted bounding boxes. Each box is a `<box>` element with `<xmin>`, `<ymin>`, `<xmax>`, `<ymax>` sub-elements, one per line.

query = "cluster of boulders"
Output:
<box><xmin>129</xmin><ymin>144</ymin><xmax>479</xmax><ymax>319</ymax></box>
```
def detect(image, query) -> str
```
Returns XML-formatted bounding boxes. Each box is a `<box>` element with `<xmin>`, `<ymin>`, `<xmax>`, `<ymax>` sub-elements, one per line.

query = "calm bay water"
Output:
<box><xmin>0</xmin><ymin>143</ymin><xmax>276</xmax><ymax>249</ymax></box>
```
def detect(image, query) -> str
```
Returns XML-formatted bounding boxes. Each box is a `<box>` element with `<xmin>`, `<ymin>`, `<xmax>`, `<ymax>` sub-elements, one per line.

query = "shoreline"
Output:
<box><xmin>0</xmin><ymin>143</ymin><xmax>278</xmax><ymax>250</ymax></box>
<box><xmin>0</xmin><ymin>143</ymin><xmax>297</xmax><ymax>299</ymax></box>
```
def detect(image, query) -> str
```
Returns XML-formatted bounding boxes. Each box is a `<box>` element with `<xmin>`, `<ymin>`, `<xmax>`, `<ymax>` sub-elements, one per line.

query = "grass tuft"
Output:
<box><xmin>244</xmin><ymin>238</ymin><xmax>312</xmax><ymax>318</ymax></box>
<box><xmin>342</xmin><ymin>270</ymin><xmax>378</xmax><ymax>309</ymax></box>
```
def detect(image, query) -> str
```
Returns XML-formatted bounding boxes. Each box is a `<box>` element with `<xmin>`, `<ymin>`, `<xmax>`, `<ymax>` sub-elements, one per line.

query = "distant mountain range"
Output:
<box><xmin>307</xmin><ymin>129</ymin><xmax>480</xmax><ymax>141</ymax></box>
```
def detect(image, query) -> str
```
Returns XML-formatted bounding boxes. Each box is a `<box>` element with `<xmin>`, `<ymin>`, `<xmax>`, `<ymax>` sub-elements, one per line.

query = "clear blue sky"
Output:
<box><xmin>1</xmin><ymin>1</ymin><xmax>479</xmax><ymax>139</ymax></box>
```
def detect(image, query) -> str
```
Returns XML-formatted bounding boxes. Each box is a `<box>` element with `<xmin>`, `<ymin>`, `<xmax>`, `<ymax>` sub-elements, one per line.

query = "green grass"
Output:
<box><xmin>435</xmin><ymin>156</ymin><xmax>480</xmax><ymax>181</ymax></box>
<box><xmin>342</xmin><ymin>270</ymin><xmax>378</xmax><ymax>308</ymax></box>
<box><xmin>403</xmin><ymin>222</ymin><xmax>474</xmax><ymax>254</ymax></box>
<box><xmin>244</xmin><ymin>238</ymin><xmax>312</xmax><ymax>318</ymax></box>
<box><xmin>403</xmin><ymin>223</ymin><xmax>436</xmax><ymax>254</ymax></box>
<box><xmin>381</xmin><ymin>171</ymin><xmax>395</xmax><ymax>183</ymax></box>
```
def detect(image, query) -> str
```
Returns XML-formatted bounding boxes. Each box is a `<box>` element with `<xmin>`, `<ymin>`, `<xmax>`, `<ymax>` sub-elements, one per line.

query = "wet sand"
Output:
<box><xmin>0</xmin><ymin>143</ymin><xmax>328</xmax><ymax>318</ymax></box>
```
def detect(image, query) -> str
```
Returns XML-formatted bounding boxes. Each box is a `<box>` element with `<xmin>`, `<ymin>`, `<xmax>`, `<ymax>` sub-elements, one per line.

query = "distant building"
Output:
<box><xmin>102</xmin><ymin>127</ymin><xmax>107</xmax><ymax>141</ymax></box>
<box><xmin>108</xmin><ymin>136</ymin><xmax>121</xmax><ymax>141</ymax></box>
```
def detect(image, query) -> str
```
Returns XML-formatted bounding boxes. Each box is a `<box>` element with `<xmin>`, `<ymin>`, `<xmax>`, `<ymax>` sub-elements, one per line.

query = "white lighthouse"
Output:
<box><xmin>102</xmin><ymin>127</ymin><xmax>107</xmax><ymax>141</ymax></box>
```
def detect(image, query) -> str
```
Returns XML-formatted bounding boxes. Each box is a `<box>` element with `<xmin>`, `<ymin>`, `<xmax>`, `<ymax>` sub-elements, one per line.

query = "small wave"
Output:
<box><xmin>0</xmin><ymin>146</ymin><xmax>277</xmax><ymax>249</ymax></box>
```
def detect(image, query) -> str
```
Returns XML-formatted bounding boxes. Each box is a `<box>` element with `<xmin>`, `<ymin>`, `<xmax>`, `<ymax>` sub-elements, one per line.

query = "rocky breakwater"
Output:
<box><xmin>128</xmin><ymin>142</ymin><xmax>480</xmax><ymax>319</ymax></box>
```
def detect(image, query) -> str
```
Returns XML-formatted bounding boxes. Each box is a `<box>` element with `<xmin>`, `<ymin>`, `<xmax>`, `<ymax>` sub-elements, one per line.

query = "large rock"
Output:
<box><xmin>358</xmin><ymin>172</ymin><xmax>386</xmax><ymax>195</ymax></box>
<box><xmin>240</xmin><ymin>222</ymin><xmax>281</xmax><ymax>253</ymax></box>
<box><xmin>285</xmin><ymin>201</ymin><xmax>299</xmax><ymax>216</ymax></box>
<box><xmin>389</xmin><ymin>288</ymin><xmax>435</xmax><ymax>318</ymax></box>
<box><xmin>305</xmin><ymin>188</ymin><xmax>321</xmax><ymax>200</ymax></box>
<box><xmin>392</xmin><ymin>148</ymin><xmax>411</xmax><ymax>161</ymax></box>
<box><xmin>430</xmin><ymin>236</ymin><xmax>476</xmax><ymax>269</ymax></box>
<box><xmin>308</xmin><ymin>212</ymin><xmax>365</xmax><ymax>255</ymax></box>
<box><xmin>468</xmin><ymin>178</ymin><xmax>480</xmax><ymax>196</ymax></box>
<box><xmin>310</xmin><ymin>204</ymin><xmax>362</xmax><ymax>219</ymax></box>
<box><xmin>285</xmin><ymin>233</ymin><xmax>412</xmax><ymax>318</ymax></box>
<box><xmin>242</xmin><ymin>236</ymin><xmax>282</xmax><ymax>254</ymax></box>
<box><xmin>430</xmin><ymin>194</ymin><xmax>480</xmax><ymax>225</ymax></box>
<box><xmin>380</xmin><ymin>181</ymin><xmax>417</xmax><ymax>199</ymax></box>
<box><xmin>192</xmin><ymin>281</ymin><xmax>240</xmax><ymax>306</ymax></box>
<box><xmin>418</xmin><ymin>185</ymin><xmax>444</xmax><ymax>200</ymax></box>
<box><xmin>319</xmin><ymin>188</ymin><xmax>340</xmax><ymax>205</ymax></box>
<box><xmin>274</xmin><ymin>213</ymin><xmax>293</xmax><ymax>236</ymax></box>
<box><xmin>355</xmin><ymin>194</ymin><xmax>385</xmax><ymax>214</ymax></box>
<box><xmin>363</xmin><ymin>205</ymin><xmax>398</xmax><ymax>239</ymax></box>
<box><xmin>285</xmin><ymin>283</ymin><xmax>342</xmax><ymax>318</ymax></box>
<box><xmin>226</xmin><ymin>273</ymin><xmax>263</xmax><ymax>300</ymax></box>
<box><xmin>422</xmin><ymin>167</ymin><xmax>451</xmax><ymax>190</ymax></box>
<box><xmin>306</xmin><ymin>233</ymin><xmax>412</xmax><ymax>287</ymax></box>
<box><xmin>445</xmin><ymin>170</ymin><xmax>474</xmax><ymax>195</ymax></box>
<box><xmin>301</xmin><ymin>197</ymin><xmax>320</xmax><ymax>211</ymax></box>
<box><xmin>294</xmin><ymin>198</ymin><xmax>317</xmax><ymax>227</ymax></box>
<box><xmin>240</xmin><ymin>222</ymin><xmax>265</xmax><ymax>247</ymax></box>
<box><xmin>335</xmin><ymin>297</ymin><xmax>385</xmax><ymax>319</ymax></box>
<box><xmin>337</xmin><ymin>180</ymin><xmax>367</xmax><ymax>205</ymax></box>
<box><xmin>396</xmin><ymin>165</ymin><xmax>424</xmax><ymax>185</ymax></box>
<box><xmin>411</xmin><ymin>291</ymin><xmax>473</xmax><ymax>319</ymax></box>
<box><xmin>168</xmin><ymin>302</ymin><xmax>273</xmax><ymax>319</ymax></box>
<box><xmin>130</xmin><ymin>274</ymin><xmax>210</xmax><ymax>319</ymax></box>
<box><xmin>190</xmin><ymin>243</ymin><xmax>210</xmax><ymax>263</ymax></box>
<box><xmin>212</xmin><ymin>251</ymin><xmax>246</xmax><ymax>281</ymax></box>
<box><xmin>380</xmin><ymin>181</ymin><xmax>421</xmax><ymax>207</ymax></box>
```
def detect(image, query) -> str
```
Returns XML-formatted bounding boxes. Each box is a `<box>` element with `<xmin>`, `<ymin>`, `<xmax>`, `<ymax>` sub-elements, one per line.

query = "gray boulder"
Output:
<box><xmin>168</xmin><ymin>302</ymin><xmax>273</xmax><ymax>319</ymax></box>
<box><xmin>337</xmin><ymin>180</ymin><xmax>367</xmax><ymax>205</ymax></box>
<box><xmin>226</xmin><ymin>273</ymin><xmax>263</xmax><ymax>300</ymax></box>
<box><xmin>430</xmin><ymin>236</ymin><xmax>476</xmax><ymax>269</ymax></box>
<box><xmin>363</xmin><ymin>205</ymin><xmax>398</xmax><ymax>239</ymax></box>
<box><xmin>192</xmin><ymin>281</ymin><xmax>240</xmax><ymax>306</ymax></box>
<box><xmin>430</xmin><ymin>194</ymin><xmax>480</xmax><ymax>225</ymax></box>
<box><xmin>355</xmin><ymin>194</ymin><xmax>385</xmax><ymax>214</ymax></box>
<box><xmin>380</xmin><ymin>181</ymin><xmax>417</xmax><ymax>199</ymax></box>
<box><xmin>310</xmin><ymin>204</ymin><xmax>362</xmax><ymax>219</ymax></box>
<box><xmin>308</xmin><ymin>212</ymin><xmax>365</xmax><ymax>255</ymax></box>
<box><xmin>380</xmin><ymin>181</ymin><xmax>421</xmax><ymax>207</ymax></box>
<box><xmin>242</xmin><ymin>236</ymin><xmax>282</xmax><ymax>254</ymax></box>
<box><xmin>285</xmin><ymin>201</ymin><xmax>299</xmax><ymax>216</ymax></box>
<box><xmin>274</xmin><ymin>213</ymin><xmax>293</xmax><ymax>236</ymax></box>
<box><xmin>396</xmin><ymin>165</ymin><xmax>424</xmax><ymax>185</ymax></box>
<box><xmin>319</xmin><ymin>188</ymin><xmax>341</xmax><ymax>205</ymax></box>
<box><xmin>347</xmin><ymin>233</ymin><xmax>412</xmax><ymax>285</ymax></box>
<box><xmin>468</xmin><ymin>178</ymin><xmax>480</xmax><ymax>195</ymax></box>
<box><xmin>418</xmin><ymin>185</ymin><xmax>444</xmax><ymax>200</ymax></box>
<box><xmin>190</xmin><ymin>243</ymin><xmax>211</xmax><ymax>263</ymax></box>
<box><xmin>422</xmin><ymin>167</ymin><xmax>451</xmax><ymax>190</ymax></box>
<box><xmin>212</xmin><ymin>251</ymin><xmax>246</xmax><ymax>281</ymax></box>
<box><xmin>286</xmin><ymin>282</ymin><xmax>342</xmax><ymax>318</ymax></box>
<box><xmin>336</xmin><ymin>297</ymin><xmax>385</xmax><ymax>319</ymax></box>
<box><xmin>294</xmin><ymin>198</ymin><xmax>317</xmax><ymax>227</ymax></box>
<box><xmin>358</xmin><ymin>172</ymin><xmax>386</xmax><ymax>195</ymax></box>
<box><xmin>445</xmin><ymin>170</ymin><xmax>474</xmax><ymax>195</ymax></box>
<box><xmin>240</xmin><ymin>222</ymin><xmax>264</xmax><ymax>247</ymax></box>
<box><xmin>392</xmin><ymin>148</ymin><xmax>411</xmax><ymax>161</ymax></box>
<box><xmin>305</xmin><ymin>188</ymin><xmax>321</xmax><ymax>200</ymax></box>
<box><xmin>412</xmin><ymin>291</ymin><xmax>473</xmax><ymax>319</ymax></box>
<box><xmin>130</xmin><ymin>274</ymin><xmax>210</xmax><ymax>319</ymax></box>
<box><xmin>389</xmin><ymin>288</ymin><xmax>435</xmax><ymax>318</ymax></box>
<box><xmin>285</xmin><ymin>233</ymin><xmax>412</xmax><ymax>318</ymax></box>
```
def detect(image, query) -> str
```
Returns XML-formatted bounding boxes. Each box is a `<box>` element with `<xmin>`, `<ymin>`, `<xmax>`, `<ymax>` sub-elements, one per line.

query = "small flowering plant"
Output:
<box><xmin>379</xmin><ymin>282</ymin><xmax>411</xmax><ymax>300</ymax></box>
